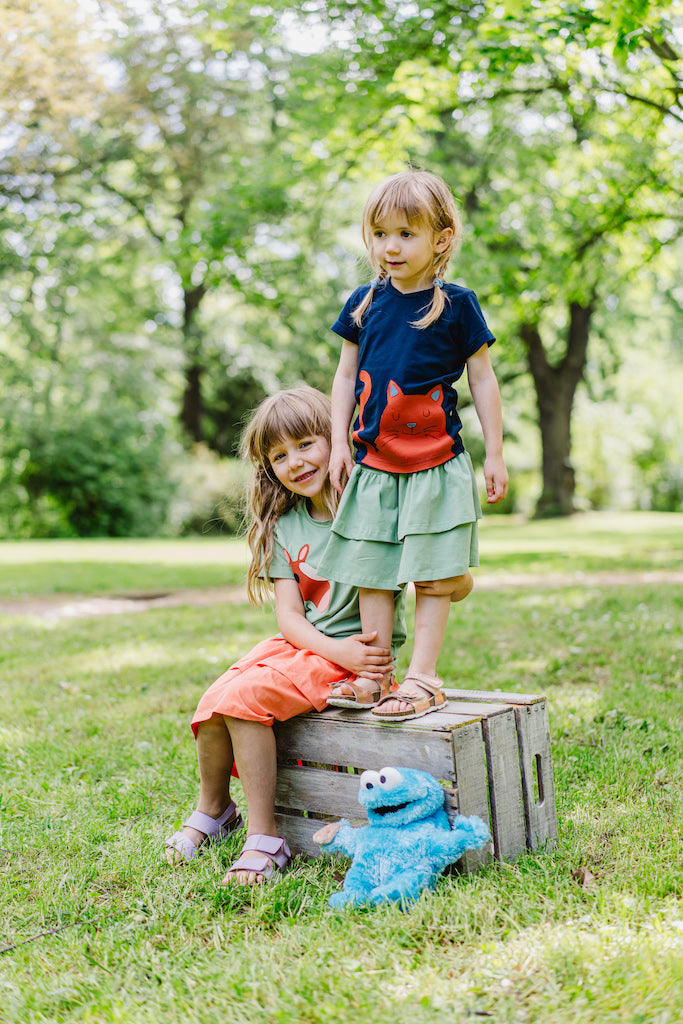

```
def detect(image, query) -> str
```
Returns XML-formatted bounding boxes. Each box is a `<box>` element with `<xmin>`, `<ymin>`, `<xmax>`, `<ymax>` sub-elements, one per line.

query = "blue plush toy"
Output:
<box><xmin>313</xmin><ymin>766</ymin><xmax>490</xmax><ymax>908</ymax></box>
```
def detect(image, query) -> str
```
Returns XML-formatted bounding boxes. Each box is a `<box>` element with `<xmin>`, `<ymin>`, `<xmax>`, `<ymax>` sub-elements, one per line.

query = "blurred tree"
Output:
<box><xmin>1</xmin><ymin>0</ymin><xmax>681</xmax><ymax>535</ymax></box>
<box><xmin>302</xmin><ymin>0</ymin><xmax>683</xmax><ymax>515</ymax></box>
<box><xmin>82</xmin><ymin>0</ymin><xmax>297</xmax><ymax>442</ymax></box>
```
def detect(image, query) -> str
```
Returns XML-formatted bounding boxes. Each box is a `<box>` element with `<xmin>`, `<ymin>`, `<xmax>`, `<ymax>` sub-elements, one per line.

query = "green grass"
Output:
<box><xmin>478</xmin><ymin>510</ymin><xmax>683</xmax><ymax>575</ymax></box>
<box><xmin>1</xmin><ymin>511</ymin><xmax>681</xmax><ymax>598</ymax></box>
<box><xmin>1</xmin><ymin>512</ymin><xmax>682</xmax><ymax>1023</ymax></box>
<box><xmin>0</xmin><ymin>538</ymin><xmax>249</xmax><ymax>596</ymax></box>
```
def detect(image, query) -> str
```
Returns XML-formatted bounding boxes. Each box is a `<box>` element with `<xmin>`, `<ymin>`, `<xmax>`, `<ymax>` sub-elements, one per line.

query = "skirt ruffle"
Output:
<box><xmin>317</xmin><ymin>452</ymin><xmax>481</xmax><ymax>589</ymax></box>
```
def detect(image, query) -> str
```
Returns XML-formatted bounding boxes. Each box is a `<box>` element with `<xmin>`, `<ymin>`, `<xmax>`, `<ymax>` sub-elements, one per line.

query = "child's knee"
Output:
<box><xmin>450</xmin><ymin>572</ymin><xmax>473</xmax><ymax>603</ymax></box>
<box><xmin>414</xmin><ymin>573</ymin><xmax>473</xmax><ymax>601</ymax></box>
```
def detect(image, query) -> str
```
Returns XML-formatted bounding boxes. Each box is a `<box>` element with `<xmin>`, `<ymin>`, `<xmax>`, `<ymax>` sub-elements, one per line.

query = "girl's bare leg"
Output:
<box><xmin>329</xmin><ymin>587</ymin><xmax>396</xmax><ymax>699</ymax></box>
<box><xmin>380</xmin><ymin>573</ymin><xmax>473</xmax><ymax>714</ymax></box>
<box><xmin>221</xmin><ymin>717</ymin><xmax>279</xmax><ymax>885</ymax></box>
<box><xmin>165</xmin><ymin>714</ymin><xmax>237</xmax><ymax>863</ymax></box>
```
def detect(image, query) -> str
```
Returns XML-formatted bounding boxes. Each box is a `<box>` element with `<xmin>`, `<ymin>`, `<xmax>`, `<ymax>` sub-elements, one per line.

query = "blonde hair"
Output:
<box><xmin>352</xmin><ymin>170</ymin><xmax>463</xmax><ymax>329</ymax></box>
<box><xmin>240</xmin><ymin>386</ymin><xmax>338</xmax><ymax>605</ymax></box>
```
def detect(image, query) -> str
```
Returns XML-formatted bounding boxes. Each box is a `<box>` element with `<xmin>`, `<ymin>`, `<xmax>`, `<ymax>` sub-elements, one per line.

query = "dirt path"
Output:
<box><xmin>1</xmin><ymin>571</ymin><xmax>681</xmax><ymax>621</ymax></box>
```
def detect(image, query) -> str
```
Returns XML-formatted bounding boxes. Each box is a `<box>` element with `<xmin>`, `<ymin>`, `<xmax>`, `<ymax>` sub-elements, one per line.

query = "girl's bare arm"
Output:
<box><xmin>466</xmin><ymin>345</ymin><xmax>509</xmax><ymax>504</ymax></box>
<box><xmin>274</xmin><ymin>578</ymin><xmax>393</xmax><ymax>680</ymax></box>
<box><xmin>329</xmin><ymin>341</ymin><xmax>359</xmax><ymax>493</ymax></box>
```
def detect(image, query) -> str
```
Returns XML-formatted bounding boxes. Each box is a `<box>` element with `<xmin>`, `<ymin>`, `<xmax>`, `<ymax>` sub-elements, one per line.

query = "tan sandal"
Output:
<box><xmin>327</xmin><ymin>675</ymin><xmax>397</xmax><ymax>710</ymax></box>
<box><xmin>371</xmin><ymin>673</ymin><xmax>446</xmax><ymax>722</ymax></box>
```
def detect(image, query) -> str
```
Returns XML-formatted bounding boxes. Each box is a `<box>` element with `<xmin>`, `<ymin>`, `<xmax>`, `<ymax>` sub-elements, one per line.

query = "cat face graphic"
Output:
<box><xmin>353</xmin><ymin>373</ymin><xmax>454</xmax><ymax>471</ymax></box>
<box><xmin>381</xmin><ymin>381</ymin><xmax>445</xmax><ymax>440</ymax></box>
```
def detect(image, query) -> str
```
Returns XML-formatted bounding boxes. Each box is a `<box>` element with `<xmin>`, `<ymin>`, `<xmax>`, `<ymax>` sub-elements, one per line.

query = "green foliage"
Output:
<box><xmin>168</xmin><ymin>447</ymin><xmax>250</xmax><ymax>536</ymax></box>
<box><xmin>8</xmin><ymin>405</ymin><xmax>177</xmax><ymax>538</ymax></box>
<box><xmin>0</xmin><ymin>0</ymin><xmax>681</xmax><ymax>530</ymax></box>
<box><xmin>200</xmin><ymin>362</ymin><xmax>267</xmax><ymax>458</ymax></box>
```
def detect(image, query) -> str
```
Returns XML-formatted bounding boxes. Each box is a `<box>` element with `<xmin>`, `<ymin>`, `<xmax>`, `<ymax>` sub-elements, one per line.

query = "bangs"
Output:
<box><xmin>367</xmin><ymin>180</ymin><xmax>432</xmax><ymax>230</ymax></box>
<box><xmin>362</xmin><ymin>171</ymin><xmax>458</xmax><ymax>244</ymax></box>
<box><xmin>244</xmin><ymin>387</ymin><xmax>332</xmax><ymax>464</ymax></box>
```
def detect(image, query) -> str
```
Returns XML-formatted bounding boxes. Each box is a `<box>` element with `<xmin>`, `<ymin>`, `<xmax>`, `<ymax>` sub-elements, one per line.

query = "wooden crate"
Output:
<box><xmin>273</xmin><ymin>688</ymin><xmax>557</xmax><ymax>872</ymax></box>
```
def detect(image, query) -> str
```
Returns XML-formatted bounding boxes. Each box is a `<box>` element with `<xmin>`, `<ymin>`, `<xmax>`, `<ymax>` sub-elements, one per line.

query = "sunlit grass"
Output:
<box><xmin>1</xmin><ymin>512</ymin><xmax>681</xmax><ymax>598</ymax></box>
<box><xmin>0</xmin><ymin>537</ymin><xmax>249</xmax><ymax>595</ymax></box>
<box><xmin>1</xmin><ymin>514</ymin><xmax>682</xmax><ymax>1022</ymax></box>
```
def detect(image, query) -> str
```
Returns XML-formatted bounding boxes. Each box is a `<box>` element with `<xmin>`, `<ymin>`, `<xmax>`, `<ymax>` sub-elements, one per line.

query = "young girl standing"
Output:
<box><xmin>319</xmin><ymin>170</ymin><xmax>508</xmax><ymax>721</ymax></box>
<box><xmin>166</xmin><ymin>386</ymin><xmax>405</xmax><ymax>884</ymax></box>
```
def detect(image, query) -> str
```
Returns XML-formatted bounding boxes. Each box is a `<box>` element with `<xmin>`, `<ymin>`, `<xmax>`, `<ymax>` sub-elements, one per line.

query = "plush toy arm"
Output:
<box><xmin>448</xmin><ymin>814</ymin><xmax>490</xmax><ymax>856</ymax></box>
<box><xmin>426</xmin><ymin>814</ymin><xmax>490</xmax><ymax>866</ymax></box>
<box><xmin>312</xmin><ymin>819</ymin><xmax>358</xmax><ymax>857</ymax></box>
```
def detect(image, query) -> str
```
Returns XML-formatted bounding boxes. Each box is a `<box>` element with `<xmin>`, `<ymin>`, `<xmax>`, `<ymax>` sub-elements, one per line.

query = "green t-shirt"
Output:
<box><xmin>269</xmin><ymin>501</ymin><xmax>406</xmax><ymax>655</ymax></box>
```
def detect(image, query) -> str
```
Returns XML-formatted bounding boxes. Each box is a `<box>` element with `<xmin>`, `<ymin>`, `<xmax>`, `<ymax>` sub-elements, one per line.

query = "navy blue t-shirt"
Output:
<box><xmin>331</xmin><ymin>279</ymin><xmax>495</xmax><ymax>473</ymax></box>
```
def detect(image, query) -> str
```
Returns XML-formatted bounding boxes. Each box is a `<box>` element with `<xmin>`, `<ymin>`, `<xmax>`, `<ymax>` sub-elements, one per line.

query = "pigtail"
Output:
<box><xmin>411</xmin><ymin>276</ymin><xmax>447</xmax><ymax>329</ymax></box>
<box><xmin>351</xmin><ymin>271</ymin><xmax>387</xmax><ymax>327</ymax></box>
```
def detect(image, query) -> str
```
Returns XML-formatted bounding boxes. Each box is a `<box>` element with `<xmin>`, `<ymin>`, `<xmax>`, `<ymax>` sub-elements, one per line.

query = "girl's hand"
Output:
<box><xmin>329</xmin><ymin>444</ymin><xmax>354</xmax><ymax>494</ymax></box>
<box><xmin>329</xmin><ymin>631</ymin><xmax>394</xmax><ymax>680</ymax></box>
<box><xmin>484</xmin><ymin>454</ymin><xmax>509</xmax><ymax>503</ymax></box>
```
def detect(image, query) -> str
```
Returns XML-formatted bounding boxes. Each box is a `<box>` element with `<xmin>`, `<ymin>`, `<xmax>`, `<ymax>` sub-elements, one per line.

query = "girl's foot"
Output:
<box><xmin>221</xmin><ymin>834</ymin><xmax>291</xmax><ymax>885</ymax></box>
<box><xmin>327</xmin><ymin>674</ymin><xmax>397</xmax><ymax>709</ymax></box>
<box><xmin>371</xmin><ymin>673</ymin><xmax>446</xmax><ymax>722</ymax></box>
<box><xmin>165</xmin><ymin>801</ymin><xmax>243</xmax><ymax>864</ymax></box>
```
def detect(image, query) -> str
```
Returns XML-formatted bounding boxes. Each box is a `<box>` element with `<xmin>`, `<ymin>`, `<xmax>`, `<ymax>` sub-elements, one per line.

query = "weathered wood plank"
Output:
<box><xmin>275</xmin><ymin>765</ymin><xmax>365</xmax><ymax>819</ymax></box>
<box><xmin>292</xmin><ymin>705</ymin><xmax>490</xmax><ymax>728</ymax></box>
<box><xmin>450</xmin><ymin>720</ymin><xmax>492</xmax><ymax>874</ymax></box>
<box><xmin>274</xmin><ymin>717</ymin><xmax>458</xmax><ymax>780</ymax></box>
<box><xmin>275</xmin><ymin>812</ymin><xmax>363</xmax><ymax>858</ymax></box>
<box><xmin>482</xmin><ymin>710</ymin><xmax>527</xmax><ymax>861</ymax></box>
<box><xmin>445</xmin><ymin>689</ymin><xmax>546</xmax><ymax>706</ymax></box>
<box><xmin>514</xmin><ymin>702</ymin><xmax>558</xmax><ymax>852</ymax></box>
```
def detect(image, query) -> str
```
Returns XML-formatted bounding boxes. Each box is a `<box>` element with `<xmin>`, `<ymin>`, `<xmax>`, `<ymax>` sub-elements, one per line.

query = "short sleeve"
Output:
<box><xmin>267</xmin><ymin>538</ymin><xmax>295</xmax><ymax>580</ymax></box>
<box><xmin>457</xmin><ymin>290</ymin><xmax>495</xmax><ymax>356</ymax></box>
<box><xmin>330</xmin><ymin>286</ymin><xmax>368</xmax><ymax>344</ymax></box>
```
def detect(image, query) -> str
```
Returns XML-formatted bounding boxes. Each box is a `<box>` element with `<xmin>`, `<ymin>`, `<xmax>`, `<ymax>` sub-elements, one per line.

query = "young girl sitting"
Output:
<box><xmin>319</xmin><ymin>169</ymin><xmax>509</xmax><ymax>722</ymax></box>
<box><xmin>166</xmin><ymin>386</ymin><xmax>405</xmax><ymax>884</ymax></box>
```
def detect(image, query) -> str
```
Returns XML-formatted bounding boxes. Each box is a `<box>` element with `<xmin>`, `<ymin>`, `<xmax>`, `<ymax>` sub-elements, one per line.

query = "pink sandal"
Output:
<box><xmin>165</xmin><ymin>800</ymin><xmax>244</xmax><ymax>863</ymax></box>
<box><xmin>222</xmin><ymin>834</ymin><xmax>292</xmax><ymax>884</ymax></box>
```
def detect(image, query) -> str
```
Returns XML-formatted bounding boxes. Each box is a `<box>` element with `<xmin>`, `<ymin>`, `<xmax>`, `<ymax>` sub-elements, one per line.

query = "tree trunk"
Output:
<box><xmin>179</xmin><ymin>283</ymin><xmax>207</xmax><ymax>443</ymax></box>
<box><xmin>521</xmin><ymin>301</ymin><xmax>594</xmax><ymax>517</ymax></box>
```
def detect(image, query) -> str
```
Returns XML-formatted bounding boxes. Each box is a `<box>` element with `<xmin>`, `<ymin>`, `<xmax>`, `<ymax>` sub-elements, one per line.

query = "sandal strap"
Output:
<box><xmin>329</xmin><ymin>679</ymin><xmax>380</xmax><ymax>703</ymax></box>
<box><xmin>224</xmin><ymin>834</ymin><xmax>291</xmax><ymax>880</ymax></box>
<box><xmin>184</xmin><ymin>799</ymin><xmax>243</xmax><ymax>840</ymax></box>
<box><xmin>166</xmin><ymin>830</ymin><xmax>200</xmax><ymax>862</ymax></box>
<box><xmin>374</xmin><ymin>692</ymin><xmax>421</xmax><ymax>711</ymax></box>
<box><xmin>227</xmin><ymin>854</ymin><xmax>278</xmax><ymax>880</ymax></box>
<box><xmin>400</xmin><ymin>673</ymin><xmax>443</xmax><ymax>696</ymax></box>
<box><xmin>242</xmin><ymin>834</ymin><xmax>291</xmax><ymax>869</ymax></box>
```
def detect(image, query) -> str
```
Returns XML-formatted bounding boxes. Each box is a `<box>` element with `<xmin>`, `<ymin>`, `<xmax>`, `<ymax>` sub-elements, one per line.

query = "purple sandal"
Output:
<box><xmin>165</xmin><ymin>800</ymin><xmax>244</xmax><ymax>863</ymax></box>
<box><xmin>222</xmin><ymin>834</ymin><xmax>291</xmax><ymax>884</ymax></box>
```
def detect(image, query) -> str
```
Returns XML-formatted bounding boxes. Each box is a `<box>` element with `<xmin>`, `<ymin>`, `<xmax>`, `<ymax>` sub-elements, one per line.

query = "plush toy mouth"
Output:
<box><xmin>371</xmin><ymin>800</ymin><xmax>411</xmax><ymax>816</ymax></box>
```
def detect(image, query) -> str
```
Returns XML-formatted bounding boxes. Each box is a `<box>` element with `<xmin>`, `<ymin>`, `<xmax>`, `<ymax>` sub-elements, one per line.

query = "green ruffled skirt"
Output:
<box><xmin>317</xmin><ymin>452</ymin><xmax>482</xmax><ymax>590</ymax></box>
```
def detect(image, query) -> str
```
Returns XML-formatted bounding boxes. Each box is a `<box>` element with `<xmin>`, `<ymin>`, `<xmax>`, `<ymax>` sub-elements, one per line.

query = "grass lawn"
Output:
<box><xmin>1</xmin><ymin>512</ymin><xmax>682</xmax><ymax>1023</ymax></box>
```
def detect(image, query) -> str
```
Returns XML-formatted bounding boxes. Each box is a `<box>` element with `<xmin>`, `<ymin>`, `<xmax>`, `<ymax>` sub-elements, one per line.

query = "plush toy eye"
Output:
<box><xmin>377</xmin><ymin>767</ymin><xmax>402</xmax><ymax>788</ymax></box>
<box><xmin>360</xmin><ymin>770</ymin><xmax>381</xmax><ymax>790</ymax></box>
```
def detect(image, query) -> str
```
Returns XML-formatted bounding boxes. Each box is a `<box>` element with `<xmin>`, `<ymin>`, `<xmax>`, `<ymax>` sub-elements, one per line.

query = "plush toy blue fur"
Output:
<box><xmin>313</xmin><ymin>766</ymin><xmax>490</xmax><ymax>908</ymax></box>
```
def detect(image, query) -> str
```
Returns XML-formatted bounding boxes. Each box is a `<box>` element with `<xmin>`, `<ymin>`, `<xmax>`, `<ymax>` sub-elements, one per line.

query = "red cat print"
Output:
<box><xmin>354</xmin><ymin>370</ymin><xmax>453</xmax><ymax>471</ymax></box>
<box><xmin>283</xmin><ymin>544</ymin><xmax>331</xmax><ymax>612</ymax></box>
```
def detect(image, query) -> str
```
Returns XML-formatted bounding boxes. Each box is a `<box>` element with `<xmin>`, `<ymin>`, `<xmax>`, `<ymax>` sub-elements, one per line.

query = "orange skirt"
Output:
<box><xmin>191</xmin><ymin>637</ymin><xmax>354</xmax><ymax>735</ymax></box>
